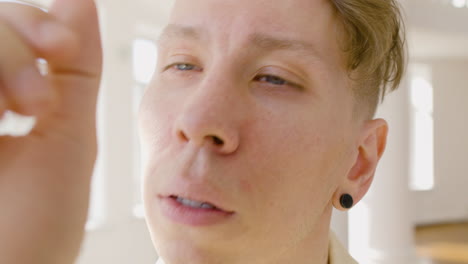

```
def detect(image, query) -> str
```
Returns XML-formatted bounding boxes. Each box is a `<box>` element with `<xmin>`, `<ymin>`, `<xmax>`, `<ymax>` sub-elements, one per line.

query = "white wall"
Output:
<box><xmin>411</xmin><ymin>58</ymin><xmax>468</xmax><ymax>225</ymax></box>
<box><xmin>76</xmin><ymin>2</ymin><xmax>167</xmax><ymax>263</ymax></box>
<box><xmin>77</xmin><ymin>221</ymin><xmax>156</xmax><ymax>264</ymax></box>
<box><xmin>402</xmin><ymin>0</ymin><xmax>468</xmax><ymax>226</ymax></box>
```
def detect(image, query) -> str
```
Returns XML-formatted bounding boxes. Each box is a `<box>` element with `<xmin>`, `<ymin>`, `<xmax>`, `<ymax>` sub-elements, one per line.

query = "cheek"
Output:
<box><xmin>138</xmin><ymin>87</ymin><xmax>178</xmax><ymax>152</ymax></box>
<box><xmin>238</xmin><ymin>177</ymin><xmax>253</xmax><ymax>194</ymax></box>
<box><xmin>243</xmin><ymin>114</ymin><xmax>341</xmax><ymax>212</ymax></box>
<box><xmin>241</xmin><ymin>130</ymin><xmax>335</xmax><ymax>250</ymax></box>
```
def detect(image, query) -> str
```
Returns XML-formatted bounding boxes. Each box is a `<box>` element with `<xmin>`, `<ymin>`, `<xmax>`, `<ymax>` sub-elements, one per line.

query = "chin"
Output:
<box><xmin>145</xmin><ymin>199</ymin><xmax>246</xmax><ymax>264</ymax></box>
<box><xmin>154</xmin><ymin>237</ymin><xmax>228</xmax><ymax>264</ymax></box>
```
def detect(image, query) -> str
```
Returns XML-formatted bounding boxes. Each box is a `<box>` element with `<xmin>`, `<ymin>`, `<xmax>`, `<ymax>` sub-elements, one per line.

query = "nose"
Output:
<box><xmin>177</xmin><ymin>129</ymin><xmax>235</xmax><ymax>153</ymax></box>
<box><xmin>174</xmin><ymin>82</ymin><xmax>242</xmax><ymax>154</ymax></box>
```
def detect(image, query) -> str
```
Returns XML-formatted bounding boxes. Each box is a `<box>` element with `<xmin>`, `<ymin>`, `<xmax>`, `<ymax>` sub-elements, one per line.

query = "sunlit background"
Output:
<box><xmin>0</xmin><ymin>0</ymin><xmax>467</xmax><ymax>264</ymax></box>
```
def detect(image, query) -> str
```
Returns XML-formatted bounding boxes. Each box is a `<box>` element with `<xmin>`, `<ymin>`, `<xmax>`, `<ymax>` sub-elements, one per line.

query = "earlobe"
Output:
<box><xmin>339</xmin><ymin>194</ymin><xmax>354</xmax><ymax>209</ymax></box>
<box><xmin>333</xmin><ymin>119</ymin><xmax>388</xmax><ymax>211</ymax></box>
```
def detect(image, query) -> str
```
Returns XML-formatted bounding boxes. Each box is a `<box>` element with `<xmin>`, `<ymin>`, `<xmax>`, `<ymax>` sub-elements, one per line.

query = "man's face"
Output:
<box><xmin>139</xmin><ymin>0</ymin><xmax>359</xmax><ymax>263</ymax></box>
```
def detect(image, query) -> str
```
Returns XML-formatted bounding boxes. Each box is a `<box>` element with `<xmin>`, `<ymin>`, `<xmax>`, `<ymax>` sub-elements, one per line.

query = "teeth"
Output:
<box><xmin>200</xmin><ymin>203</ymin><xmax>215</xmax><ymax>209</ymax></box>
<box><xmin>176</xmin><ymin>197</ymin><xmax>215</xmax><ymax>209</ymax></box>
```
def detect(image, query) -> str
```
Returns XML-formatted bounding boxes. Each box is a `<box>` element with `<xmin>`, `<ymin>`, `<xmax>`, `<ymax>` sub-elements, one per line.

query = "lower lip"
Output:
<box><xmin>159</xmin><ymin>196</ymin><xmax>234</xmax><ymax>226</ymax></box>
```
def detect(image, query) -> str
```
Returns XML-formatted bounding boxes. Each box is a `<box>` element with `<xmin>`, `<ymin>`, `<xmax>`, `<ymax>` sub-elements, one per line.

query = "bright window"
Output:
<box><xmin>132</xmin><ymin>38</ymin><xmax>158</xmax><ymax>218</ymax></box>
<box><xmin>86</xmin><ymin>99</ymin><xmax>106</xmax><ymax>230</ymax></box>
<box><xmin>409</xmin><ymin>64</ymin><xmax>435</xmax><ymax>191</ymax></box>
<box><xmin>451</xmin><ymin>0</ymin><xmax>467</xmax><ymax>8</ymax></box>
<box><xmin>132</xmin><ymin>39</ymin><xmax>158</xmax><ymax>84</ymax></box>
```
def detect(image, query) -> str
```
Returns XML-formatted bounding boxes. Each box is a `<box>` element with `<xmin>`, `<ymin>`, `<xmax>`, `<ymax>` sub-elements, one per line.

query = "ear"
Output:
<box><xmin>333</xmin><ymin>118</ymin><xmax>388</xmax><ymax>211</ymax></box>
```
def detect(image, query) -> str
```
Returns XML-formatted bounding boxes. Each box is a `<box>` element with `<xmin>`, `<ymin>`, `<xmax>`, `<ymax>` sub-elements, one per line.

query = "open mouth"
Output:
<box><xmin>169</xmin><ymin>195</ymin><xmax>221</xmax><ymax>211</ymax></box>
<box><xmin>160</xmin><ymin>194</ymin><xmax>235</xmax><ymax>226</ymax></box>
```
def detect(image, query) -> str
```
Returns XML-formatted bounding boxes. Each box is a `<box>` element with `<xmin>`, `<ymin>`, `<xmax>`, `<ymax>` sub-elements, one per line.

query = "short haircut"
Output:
<box><xmin>331</xmin><ymin>0</ymin><xmax>407</xmax><ymax>118</ymax></box>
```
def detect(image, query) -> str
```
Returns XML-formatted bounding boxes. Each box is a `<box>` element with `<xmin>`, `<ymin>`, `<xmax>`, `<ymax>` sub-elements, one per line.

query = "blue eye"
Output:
<box><xmin>174</xmin><ymin>63</ymin><xmax>196</xmax><ymax>71</ymax></box>
<box><xmin>255</xmin><ymin>75</ymin><xmax>288</xmax><ymax>86</ymax></box>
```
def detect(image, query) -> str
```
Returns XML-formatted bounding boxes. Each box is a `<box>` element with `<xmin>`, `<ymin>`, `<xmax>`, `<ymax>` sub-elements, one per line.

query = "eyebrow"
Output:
<box><xmin>248</xmin><ymin>33</ymin><xmax>322</xmax><ymax>60</ymax></box>
<box><xmin>158</xmin><ymin>24</ymin><xmax>322</xmax><ymax>60</ymax></box>
<box><xmin>158</xmin><ymin>24</ymin><xmax>202</xmax><ymax>43</ymax></box>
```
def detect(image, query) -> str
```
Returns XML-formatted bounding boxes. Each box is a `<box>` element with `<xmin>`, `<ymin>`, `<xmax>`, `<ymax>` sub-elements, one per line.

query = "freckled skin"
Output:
<box><xmin>137</xmin><ymin>0</ymin><xmax>378</xmax><ymax>264</ymax></box>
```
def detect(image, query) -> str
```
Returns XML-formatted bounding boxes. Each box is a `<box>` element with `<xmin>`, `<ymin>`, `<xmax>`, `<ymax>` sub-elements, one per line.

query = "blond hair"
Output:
<box><xmin>331</xmin><ymin>0</ymin><xmax>407</xmax><ymax>118</ymax></box>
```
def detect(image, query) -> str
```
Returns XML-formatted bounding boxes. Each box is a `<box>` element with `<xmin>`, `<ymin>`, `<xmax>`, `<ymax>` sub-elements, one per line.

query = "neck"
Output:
<box><xmin>267</xmin><ymin>206</ymin><xmax>332</xmax><ymax>264</ymax></box>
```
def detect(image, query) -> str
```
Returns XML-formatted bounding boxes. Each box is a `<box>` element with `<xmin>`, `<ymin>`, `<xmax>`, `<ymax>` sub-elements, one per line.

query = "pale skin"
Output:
<box><xmin>0</xmin><ymin>0</ymin><xmax>101</xmax><ymax>263</ymax></box>
<box><xmin>0</xmin><ymin>1</ymin><xmax>387</xmax><ymax>264</ymax></box>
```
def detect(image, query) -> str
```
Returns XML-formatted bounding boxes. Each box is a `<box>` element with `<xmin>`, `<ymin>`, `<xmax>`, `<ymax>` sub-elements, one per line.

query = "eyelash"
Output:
<box><xmin>253</xmin><ymin>75</ymin><xmax>296</xmax><ymax>88</ymax></box>
<box><xmin>166</xmin><ymin>63</ymin><xmax>301</xmax><ymax>89</ymax></box>
<box><xmin>170</xmin><ymin>63</ymin><xmax>200</xmax><ymax>71</ymax></box>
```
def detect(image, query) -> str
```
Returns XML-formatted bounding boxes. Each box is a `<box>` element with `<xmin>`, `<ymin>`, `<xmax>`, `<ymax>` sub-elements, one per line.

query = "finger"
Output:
<box><xmin>46</xmin><ymin>0</ymin><xmax>103</xmax><ymax>122</ymax></box>
<box><xmin>0</xmin><ymin>2</ymin><xmax>80</xmax><ymax>69</ymax></box>
<box><xmin>49</xmin><ymin>0</ymin><xmax>102</xmax><ymax>76</ymax></box>
<box><xmin>0</xmin><ymin>0</ymin><xmax>103</xmax><ymax>75</ymax></box>
<box><xmin>0</xmin><ymin>22</ymin><xmax>55</xmax><ymax>116</ymax></box>
<box><xmin>0</xmin><ymin>0</ymin><xmax>102</xmax><ymax>122</ymax></box>
<box><xmin>0</xmin><ymin>90</ymin><xmax>7</xmax><ymax>118</ymax></box>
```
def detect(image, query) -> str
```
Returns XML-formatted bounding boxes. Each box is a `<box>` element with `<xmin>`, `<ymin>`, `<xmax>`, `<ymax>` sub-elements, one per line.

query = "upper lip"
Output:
<box><xmin>158</xmin><ymin>184</ymin><xmax>235</xmax><ymax>213</ymax></box>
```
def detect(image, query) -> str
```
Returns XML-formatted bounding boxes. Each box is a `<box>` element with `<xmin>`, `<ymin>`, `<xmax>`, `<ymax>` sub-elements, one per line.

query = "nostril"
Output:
<box><xmin>178</xmin><ymin>130</ymin><xmax>189</xmax><ymax>142</ymax></box>
<box><xmin>178</xmin><ymin>130</ymin><xmax>224</xmax><ymax>146</ymax></box>
<box><xmin>211</xmin><ymin>136</ymin><xmax>224</xmax><ymax>146</ymax></box>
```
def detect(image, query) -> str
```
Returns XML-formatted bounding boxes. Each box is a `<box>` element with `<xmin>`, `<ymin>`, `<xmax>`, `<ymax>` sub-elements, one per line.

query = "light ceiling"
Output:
<box><xmin>403</xmin><ymin>0</ymin><xmax>468</xmax><ymax>58</ymax></box>
<box><xmin>408</xmin><ymin>29</ymin><xmax>468</xmax><ymax>59</ymax></box>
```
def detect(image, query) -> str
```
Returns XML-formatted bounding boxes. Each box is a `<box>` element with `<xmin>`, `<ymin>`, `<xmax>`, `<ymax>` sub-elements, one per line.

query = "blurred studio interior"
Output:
<box><xmin>0</xmin><ymin>0</ymin><xmax>467</xmax><ymax>263</ymax></box>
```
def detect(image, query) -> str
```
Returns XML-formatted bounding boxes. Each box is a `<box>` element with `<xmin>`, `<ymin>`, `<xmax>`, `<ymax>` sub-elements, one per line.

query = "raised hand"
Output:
<box><xmin>0</xmin><ymin>0</ymin><xmax>102</xmax><ymax>263</ymax></box>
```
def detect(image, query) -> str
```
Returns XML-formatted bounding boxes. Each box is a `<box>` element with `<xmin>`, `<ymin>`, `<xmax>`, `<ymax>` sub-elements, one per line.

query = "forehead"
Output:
<box><xmin>167</xmin><ymin>0</ymin><xmax>343</xmax><ymax>66</ymax></box>
<box><xmin>168</xmin><ymin>0</ymin><xmax>338</xmax><ymax>42</ymax></box>
<box><xmin>160</xmin><ymin>0</ymin><xmax>353</xmax><ymax>118</ymax></box>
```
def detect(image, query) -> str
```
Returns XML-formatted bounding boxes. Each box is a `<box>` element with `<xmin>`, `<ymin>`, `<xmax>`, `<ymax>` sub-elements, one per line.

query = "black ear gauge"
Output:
<box><xmin>340</xmin><ymin>194</ymin><xmax>354</xmax><ymax>209</ymax></box>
